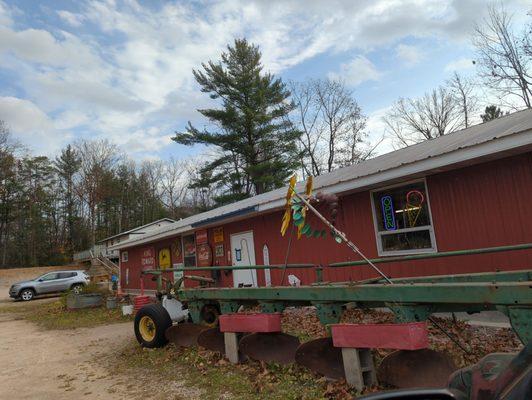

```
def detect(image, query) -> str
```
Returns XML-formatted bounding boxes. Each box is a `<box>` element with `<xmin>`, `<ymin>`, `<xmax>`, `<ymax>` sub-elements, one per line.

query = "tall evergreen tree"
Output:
<box><xmin>481</xmin><ymin>105</ymin><xmax>506</xmax><ymax>122</ymax></box>
<box><xmin>173</xmin><ymin>39</ymin><xmax>301</xmax><ymax>205</ymax></box>
<box><xmin>55</xmin><ymin>145</ymin><xmax>81</xmax><ymax>256</ymax></box>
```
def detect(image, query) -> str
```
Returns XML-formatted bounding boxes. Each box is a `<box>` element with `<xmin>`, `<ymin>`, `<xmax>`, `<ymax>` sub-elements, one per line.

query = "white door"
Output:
<box><xmin>230</xmin><ymin>231</ymin><xmax>257</xmax><ymax>287</ymax></box>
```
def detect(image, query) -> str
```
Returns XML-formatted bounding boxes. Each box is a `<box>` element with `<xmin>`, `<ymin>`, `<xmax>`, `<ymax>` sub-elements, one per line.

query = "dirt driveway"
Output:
<box><xmin>0</xmin><ymin>268</ymin><xmax>133</xmax><ymax>399</ymax></box>
<box><xmin>0</xmin><ymin>314</ymin><xmax>132</xmax><ymax>399</ymax></box>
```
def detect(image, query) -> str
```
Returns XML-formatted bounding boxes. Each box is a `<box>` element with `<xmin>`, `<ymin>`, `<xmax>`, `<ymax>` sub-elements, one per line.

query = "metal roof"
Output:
<box><xmin>98</xmin><ymin>218</ymin><xmax>176</xmax><ymax>243</ymax></box>
<box><xmin>111</xmin><ymin>108</ymin><xmax>532</xmax><ymax>250</ymax></box>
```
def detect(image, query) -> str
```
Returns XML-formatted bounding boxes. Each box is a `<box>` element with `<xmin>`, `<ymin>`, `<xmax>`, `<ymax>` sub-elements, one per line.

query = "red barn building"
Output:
<box><xmin>111</xmin><ymin>109</ymin><xmax>532</xmax><ymax>295</ymax></box>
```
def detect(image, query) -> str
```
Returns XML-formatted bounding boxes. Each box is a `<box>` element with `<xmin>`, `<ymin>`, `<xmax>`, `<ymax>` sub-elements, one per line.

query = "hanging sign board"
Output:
<box><xmin>141</xmin><ymin>247</ymin><xmax>155</xmax><ymax>270</ymax></box>
<box><xmin>196</xmin><ymin>230</ymin><xmax>208</xmax><ymax>244</ymax></box>
<box><xmin>215</xmin><ymin>244</ymin><xmax>224</xmax><ymax>258</ymax></box>
<box><xmin>171</xmin><ymin>238</ymin><xmax>182</xmax><ymax>262</ymax></box>
<box><xmin>213</xmin><ymin>227</ymin><xmax>224</xmax><ymax>243</ymax></box>
<box><xmin>159</xmin><ymin>248</ymin><xmax>171</xmax><ymax>270</ymax></box>
<box><xmin>380</xmin><ymin>195</ymin><xmax>397</xmax><ymax>231</ymax></box>
<box><xmin>197</xmin><ymin>243</ymin><xmax>213</xmax><ymax>267</ymax></box>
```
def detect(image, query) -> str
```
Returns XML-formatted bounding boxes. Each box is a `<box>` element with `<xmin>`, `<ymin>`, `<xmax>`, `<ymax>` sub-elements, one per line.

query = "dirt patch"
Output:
<box><xmin>0</xmin><ymin>314</ymin><xmax>131</xmax><ymax>399</ymax></box>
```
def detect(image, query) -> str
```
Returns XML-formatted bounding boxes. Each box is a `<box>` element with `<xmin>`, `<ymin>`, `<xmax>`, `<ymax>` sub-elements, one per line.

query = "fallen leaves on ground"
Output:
<box><xmin>104</xmin><ymin>307</ymin><xmax>523</xmax><ymax>400</ymax></box>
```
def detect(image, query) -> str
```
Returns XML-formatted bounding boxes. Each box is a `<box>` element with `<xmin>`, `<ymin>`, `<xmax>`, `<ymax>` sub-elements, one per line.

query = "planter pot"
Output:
<box><xmin>106</xmin><ymin>297</ymin><xmax>118</xmax><ymax>309</ymax></box>
<box><xmin>66</xmin><ymin>293</ymin><xmax>103</xmax><ymax>310</ymax></box>
<box><xmin>122</xmin><ymin>305</ymin><xmax>134</xmax><ymax>316</ymax></box>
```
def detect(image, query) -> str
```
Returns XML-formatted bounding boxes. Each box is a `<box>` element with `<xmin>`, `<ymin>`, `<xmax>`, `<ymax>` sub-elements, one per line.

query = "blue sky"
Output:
<box><xmin>0</xmin><ymin>0</ymin><xmax>530</xmax><ymax>161</ymax></box>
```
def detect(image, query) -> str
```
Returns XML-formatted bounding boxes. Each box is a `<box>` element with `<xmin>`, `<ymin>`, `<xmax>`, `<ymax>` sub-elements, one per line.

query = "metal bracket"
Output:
<box><xmin>259</xmin><ymin>301</ymin><xmax>285</xmax><ymax>313</ymax></box>
<box><xmin>313</xmin><ymin>302</ymin><xmax>343</xmax><ymax>325</ymax></box>
<box><xmin>187</xmin><ymin>301</ymin><xmax>204</xmax><ymax>324</ymax></box>
<box><xmin>388</xmin><ymin>303</ymin><xmax>432</xmax><ymax>323</ymax></box>
<box><xmin>219</xmin><ymin>301</ymin><xmax>240</xmax><ymax>314</ymax></box>
<box><xmin>507</xmin><ymin>307</ymin><xmax>531</xmax><ymax>345</ymax></box>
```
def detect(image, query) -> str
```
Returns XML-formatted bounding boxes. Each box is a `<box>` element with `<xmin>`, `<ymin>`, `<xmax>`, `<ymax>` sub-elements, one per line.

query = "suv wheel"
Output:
<box><xmin>71</xmin><ymin>284</ymin><xmax>84</xmax><ymax>294</ymax></box>
<box><xmin>20</xmin><ymin>288</ymin><xmax>34</xmax><ymax>301</ymax></box>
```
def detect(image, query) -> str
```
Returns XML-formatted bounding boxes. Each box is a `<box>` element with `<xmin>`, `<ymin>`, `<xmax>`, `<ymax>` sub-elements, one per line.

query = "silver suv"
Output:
<box><xmin>9</xmin><ymin>270</ymin><xmax>90</xmax><ymax>301</ymax></box>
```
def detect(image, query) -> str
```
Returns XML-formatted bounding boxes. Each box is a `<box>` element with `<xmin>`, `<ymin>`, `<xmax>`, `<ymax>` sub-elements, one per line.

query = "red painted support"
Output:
<box><xmin>219</xmin><ymin>313</ymin><xmax>282</xmax><ymax>333</ymax></box>
<box><xmin>331</xmin><ymin>322</ymin><xmax>429</xmax><ymax>350</ymax></box>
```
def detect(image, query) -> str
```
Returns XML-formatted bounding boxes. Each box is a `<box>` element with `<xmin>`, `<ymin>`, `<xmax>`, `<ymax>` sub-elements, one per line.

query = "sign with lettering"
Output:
<box><xmin>213</xmin><ymin>227</ymin><xmax>224</xmax><ymax>243</ymax></box>
<box><xmin>141</xmin><ymin>247</ymin><xmax>155</xmax><ymax>269</ymax></box>
<box><xmin>197</xmin><ymin>243</ymin><xmax>213</xmax><ymax>267</ymax></box>
<box><xmin>215</xmin><ymin>244</ymin><xmax>224</xmax><ymax>258</ymax></box>
<box><xmin>196</xmin><ymin>230</ymin><xmax>208</xmax><ymax>244</ymax></box>
<box><xmin>380</xmin><ymin>195</ymin><xmax>397</xmax><ymax>231</ymax></box>
<box><xmin>171</xmin><ymin>238</ymin><xmax>182</xmax><ymax>262</ymax></box>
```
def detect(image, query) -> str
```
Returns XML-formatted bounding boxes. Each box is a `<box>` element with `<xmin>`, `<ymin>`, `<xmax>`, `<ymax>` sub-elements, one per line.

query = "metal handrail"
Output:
<box><xmin>328</xmin><ymin>242</ymin><xmax>532</xmax><ymax>268</ymax></box>
<box><xmin>142</xmin><ymin>263</ymin><xmax>314</xmax><ymax>274</ymax></box>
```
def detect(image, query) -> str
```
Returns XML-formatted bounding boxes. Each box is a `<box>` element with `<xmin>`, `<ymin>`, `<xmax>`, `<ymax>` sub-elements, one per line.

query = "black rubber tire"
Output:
<box><xmin>70</xmin><ymin>284</ymin><xmax>84</xmax><ymax>294</ymax></box>
<box><xmin>134</xmin><ymin>303</ymin><xmax>172</xmax><ymax>348</ymax></box>
<box><xmin>19</xmin><ymin>288</ymin><xmax>35</xmax><ymax>301</ymax></box>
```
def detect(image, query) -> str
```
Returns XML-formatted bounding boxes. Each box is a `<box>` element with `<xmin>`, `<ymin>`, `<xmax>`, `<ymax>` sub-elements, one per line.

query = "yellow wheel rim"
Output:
<box><xmin>139</xmin><ymin>316</ymin><xmax>156</xmax><ymax>342</ymax></box>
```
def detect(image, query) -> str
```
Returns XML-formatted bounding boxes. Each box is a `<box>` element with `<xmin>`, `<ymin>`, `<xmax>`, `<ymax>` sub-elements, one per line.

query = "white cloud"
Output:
<box><xmin>445</xmin><ymin>57</ymin><xmax>474</xmax><ymax>72</ymax></box>
<box><xmin>395</xmin><ymin>44</ymin><xmax>424</xmax><ymax>67</ymax></box>
<box><xmin>57</xmin><ymin>10</ymin><xmax>85</xmax><ymax>27</ymax></box>
<box><xmin>0</xmin><ymin>0</ymin><xmax>12</xmax><ymax>26</ymax></box>
<box><xmin>0</xmin><ymin>0</ymin><xmax>528</xmax><ymax>158</ymax></box>
<box><xmin>0</xmin><ymin>96</ymin><xmax>68</xmax><ymax>154</ymax></box>
<box><xmin>365</xmin><ymin>106</ymin><xmax>395</xmax><ymax>155</ymax></box>
<box><xmin>328</xmin><ymin>56</ymin><xmax>381</xmax><ymax>86</ymax></box>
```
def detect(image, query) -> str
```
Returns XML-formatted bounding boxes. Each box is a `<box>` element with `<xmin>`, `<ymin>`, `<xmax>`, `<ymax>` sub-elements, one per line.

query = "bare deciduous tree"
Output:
<box><xmin>289</xmin><ymin>79</ymin><xmax>372</xmax><ymax>176</ymax></box>
<box><xmin>447</xmin><ymin>72</ymin><xmax>479</xmax><ymax>128</ymax></box>
<box><xmin>160</xmin><ymin>158</ymin><xmax>190</xmax><ymax>218</ymax></box>
<box><xmin>75</xmin><ymin>139</ymin><xmax>121</xmax><ymax>246</ymax></box>
<box><xmin>384</xmin><ymin>86</ymin><xmax>462</xmax><ymax>147</ymax></box>
<box><xmin>473</xmin><ymin>5</ymin><xmax>532</xmax><ymax>109</ymax></box>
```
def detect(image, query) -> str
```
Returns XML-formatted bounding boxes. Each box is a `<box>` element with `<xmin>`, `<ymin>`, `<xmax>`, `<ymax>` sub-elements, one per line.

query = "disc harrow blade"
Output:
<box><xmin>377</xmin><ymin>349</ymin><xmax>457</xmax><ymax>388</ymax></box>
<box><xmin>295</xmin><ymin>337</ymin><xmax>344</xmax><ymax>379</ymax></box>
<box><xmin>197</xmin><ymin>328</ymin><xmax>225</xmax><ymax>354</ymax></box>
<box><xmin>239</xmin><ymin>333</ymin><xmax>300</xmax><ymax>365</ymax></box>
<box><xmin>165</xmin><ymin>323</ymin><xmax>207</xmax><ymax>348</ymax></box>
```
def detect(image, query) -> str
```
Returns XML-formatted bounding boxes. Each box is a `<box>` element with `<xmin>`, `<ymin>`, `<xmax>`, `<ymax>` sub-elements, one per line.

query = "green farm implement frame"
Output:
<box><xmin>144</xmin><ymin>242</ymin><xmax>532</xmax><ymax>345</ymax></box>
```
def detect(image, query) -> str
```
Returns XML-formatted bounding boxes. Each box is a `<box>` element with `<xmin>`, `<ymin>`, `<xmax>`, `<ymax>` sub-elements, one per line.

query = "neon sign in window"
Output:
<box><xmin>380</xmin><ymin>195</ymin><xmax>397</xmax><ymax>231</ymax></box>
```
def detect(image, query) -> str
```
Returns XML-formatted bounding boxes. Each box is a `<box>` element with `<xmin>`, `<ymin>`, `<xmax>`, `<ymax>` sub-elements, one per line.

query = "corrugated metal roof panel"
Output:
<box><xmin>111</xmin><ymin>108</ymin><xmax>532</xmax><ymax>250</ymax></box>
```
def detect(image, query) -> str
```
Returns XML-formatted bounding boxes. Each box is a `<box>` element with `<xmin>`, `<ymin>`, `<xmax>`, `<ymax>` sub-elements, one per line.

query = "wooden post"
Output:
<box><xmin>224</xmin><ymin>332</ymin><xmax>239</xmax><ymax>364</ymax></box>
<box><xmin>342</xmin><ymin>348</ymin><xmax>363</xmax><ymax>390</ymax></box>
<box><xmin>341</xmin><ymin>348</ymin><xmax>377</xmax><ymax>390</ymax></box>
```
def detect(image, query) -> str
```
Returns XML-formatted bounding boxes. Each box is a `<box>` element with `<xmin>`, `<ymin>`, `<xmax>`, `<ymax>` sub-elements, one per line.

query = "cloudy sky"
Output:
<box><xmin>0</xmin><ymin>0</ymin><xmax>530</xmax><ymax>160</ymax></box>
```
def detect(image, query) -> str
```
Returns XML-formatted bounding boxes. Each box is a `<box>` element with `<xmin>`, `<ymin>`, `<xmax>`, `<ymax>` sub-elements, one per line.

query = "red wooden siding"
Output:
<box><xmin>120</xmin><ymin>152</ymin><xmax>532</xmax><ymax>290</ymax></box>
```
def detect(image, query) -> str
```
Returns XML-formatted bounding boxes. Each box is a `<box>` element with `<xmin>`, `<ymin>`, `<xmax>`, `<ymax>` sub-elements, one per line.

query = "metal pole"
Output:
<box><xmin>290</xmin><ymin>189</ymin><xmax>393</xmax><ymax>284</ymax></box>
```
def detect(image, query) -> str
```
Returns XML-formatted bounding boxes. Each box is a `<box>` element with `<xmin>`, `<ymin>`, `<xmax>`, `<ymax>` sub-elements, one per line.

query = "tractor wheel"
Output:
<box><xmin>134</xmin><ymin>303</ymin><xmax>172</xmax><ymax>348</ymax></box>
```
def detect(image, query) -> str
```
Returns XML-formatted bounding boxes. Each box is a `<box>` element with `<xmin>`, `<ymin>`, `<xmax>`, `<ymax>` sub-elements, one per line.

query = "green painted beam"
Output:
<box><xmin>142</xmin><ymin>263</ymin><xmax>314</xmax><ymax>273</ymax></box>
<box><xmin>177</xmin><ymin>281</ymin><xmax>531</xmax><ymax>306</ymax></box>
<box><xmin>386</xmin><ymin>269</ymin><xmax>532</xmax><ymax>284</ymax></box>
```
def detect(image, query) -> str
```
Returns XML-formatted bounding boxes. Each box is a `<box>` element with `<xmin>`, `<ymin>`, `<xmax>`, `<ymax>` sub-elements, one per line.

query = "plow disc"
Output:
<box><xmin>239</xmin><ymin>333</ymin><xmax>301</xmax><ymax>365</ymax></box>
<box><xmin>197</xmin><ymin>328</ymin><xmax>226</xmax><ymax>354</ymax></box>
<box><xmin>295</xmin><ymin>337</ymin><xmax>344</xmax><ymax>379</ymax></box>
<box><xmin>165</xmin><ymin>323</ymin><xmax>207</xmax><ymax>347</ymax></box>
<box><xmin>377</xmin><ymin>349</ymin><xmax>457</xmax><ymax>388</ymax></box>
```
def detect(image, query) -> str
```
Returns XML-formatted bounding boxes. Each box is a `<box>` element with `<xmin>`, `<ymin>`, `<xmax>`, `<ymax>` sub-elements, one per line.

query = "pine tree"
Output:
<box><xmin>481</xmin><ymin>105</ymin><xmax>506</xmax><ymax>122</ymax></box>
<box><xmin>173</xmin><ymin>39</ymin><xmax>301</xmax><ymax>205</ymax></box>
<box><xmin>55</xmin><ymin>145</ymin><xmax>81</xmax><ymax>256</ymax></box>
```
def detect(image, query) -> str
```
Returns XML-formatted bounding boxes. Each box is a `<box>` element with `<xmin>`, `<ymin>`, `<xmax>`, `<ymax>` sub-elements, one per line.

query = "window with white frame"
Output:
<box><xmin>121</xmin><ymin>251</ymin><xmax>128</xmax><ymax>262</ymax></box>
<box><xmin>371</xmin><ymin>180</ymin><xmax>436</xmax><ymax>255</ymax></box>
